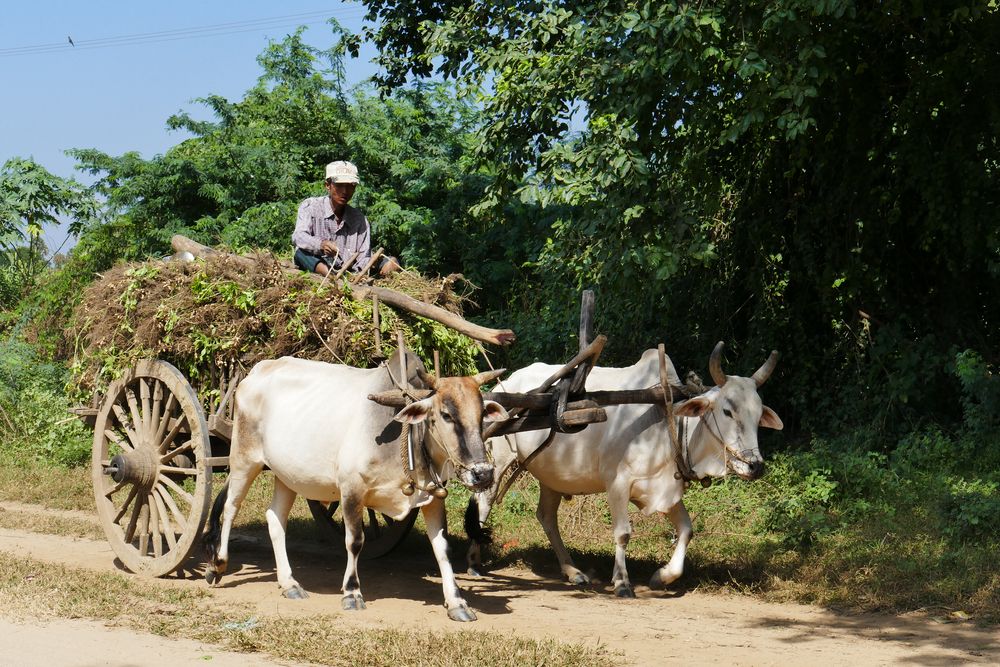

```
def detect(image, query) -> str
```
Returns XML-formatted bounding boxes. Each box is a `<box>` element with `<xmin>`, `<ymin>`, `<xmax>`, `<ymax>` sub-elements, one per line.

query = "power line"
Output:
<box><xmin>0</xmin><ymin>9</ymin><xmax>359</xmax><ymax>53</ymax></box>
<box><xmin>0</xmin><ymin>9</ymin><xmax>367</xmax><ymax>58</ymax></box>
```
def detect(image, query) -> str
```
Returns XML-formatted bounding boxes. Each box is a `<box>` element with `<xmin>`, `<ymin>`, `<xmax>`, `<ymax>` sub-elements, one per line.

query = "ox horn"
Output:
<box><xmin>471</xmin><ymin>368</ymin><xmax>506</xmax><ymax>387</ymax></box>
<box><xmin>416</xmin><ymin>366</ymin><xmax>438</xmax><ymax>390</ymax></box>
<box><xmin>709</xmin><ymin>341</ymin><xmax>727</xmax><ymax>387</ymax></box>
<box><xmin>751</xmin><ymin>350</ymin><xmax>779</xmax><ymax>387</ymax></box>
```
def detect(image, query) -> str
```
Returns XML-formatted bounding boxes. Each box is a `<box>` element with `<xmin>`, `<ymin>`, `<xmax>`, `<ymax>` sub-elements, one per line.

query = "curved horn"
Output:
<box><xmin>751</xmin><ymin>350</ymin><xmax>779</xmax><ymax>387</ymax></box>
<box><xmin>471</xmin><ymin>368</ymin><xmax>506</xmax><ymax>387</ymax></box>
<box><xmin>709</xmin><ymin>341</ymin><xmax>727</xmax><ymax>387</ymax></box>
<box><xmin>416</xmin><ymin>366</ymin><xmax>438</xmax><ymax>390</ymax></box>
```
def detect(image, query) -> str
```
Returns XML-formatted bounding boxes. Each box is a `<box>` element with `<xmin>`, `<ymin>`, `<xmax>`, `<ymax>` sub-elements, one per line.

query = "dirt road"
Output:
<box><xmin>0</xmin><ymin>501</ymin><xmax>996</xmax><ymax>666</ymax></box>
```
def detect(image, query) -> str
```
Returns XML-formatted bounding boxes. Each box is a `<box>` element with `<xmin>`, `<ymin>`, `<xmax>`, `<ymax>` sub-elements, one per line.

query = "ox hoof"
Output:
<box><xmin>649</xmin><ymin>570</ymin><xmax>679</xmax><ymax>590</ymax></box>
<box><xmin>570</xmin><ymin>572</ymin><xmax>591</xmax><ymax>586</ymax></box>
<box><xmin>467</xmin><ymin>566</ymin><xmax>483</xmax><ymax>578</ymax></box>
<box><xmin>282</xmin><ymin>585</ymin><xmax>309</xmax><ymax>600</ymax></box>
<box><xmin>615</xmin><ymin>585</ymin><xmax>636</xmax><ymax>599</ymax></box>
<box><xmin>205</xmin><ymin>570</ymin><xmax>220</xmax><ymax>586</ymax></box>
<box><xmin>342</xmin><ymin>595</ymin><xmax>366</xmax><ymax>611</ymax></box>
<box><xmin>447</xmin><ymin>605</ymin><xmax>477</xmax><ymax>622</ymax></box>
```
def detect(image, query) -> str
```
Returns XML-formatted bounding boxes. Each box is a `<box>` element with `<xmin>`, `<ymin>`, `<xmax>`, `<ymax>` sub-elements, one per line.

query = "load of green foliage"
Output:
<box><xmin>65</xmin><ymin>252</ymin><xmax>481</xmax><ymax>405</ymax></box>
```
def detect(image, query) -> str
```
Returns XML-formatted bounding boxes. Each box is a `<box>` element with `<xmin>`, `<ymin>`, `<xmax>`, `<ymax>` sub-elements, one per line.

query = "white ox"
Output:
<box><xmin>466</xmin><ymin>343</ymin><xmax>782</xmax><ymax>597</ymax></box>
<box><xmin>203</xmin><ymin>350</ymin><xmax>509</xmax><ymax>621</ymax></box>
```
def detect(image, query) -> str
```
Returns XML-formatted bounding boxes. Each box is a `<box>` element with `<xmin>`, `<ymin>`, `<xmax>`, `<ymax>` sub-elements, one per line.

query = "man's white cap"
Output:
<box><xmin>325</xmin><ymin>160</ymin><xmax>360</xmax><ymax>184</ymax></box>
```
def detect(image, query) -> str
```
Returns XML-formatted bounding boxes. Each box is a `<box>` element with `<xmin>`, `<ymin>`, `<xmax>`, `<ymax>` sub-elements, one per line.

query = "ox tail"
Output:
<box><xmin>202</xmin><ymin>481</ymin><xmax>229</xmax><ymax>562</ymax></box>
<box><xmin>464</xmin><ymin>496</ymin><xmax>492</xmax><ymax>547</ymax></box>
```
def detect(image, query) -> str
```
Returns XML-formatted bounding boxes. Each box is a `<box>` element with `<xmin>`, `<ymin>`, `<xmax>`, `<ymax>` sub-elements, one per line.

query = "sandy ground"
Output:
<box><xmin>0</xmin><ymin>501</ymin><xmax>997</xmax><ymax>667</ymax></box>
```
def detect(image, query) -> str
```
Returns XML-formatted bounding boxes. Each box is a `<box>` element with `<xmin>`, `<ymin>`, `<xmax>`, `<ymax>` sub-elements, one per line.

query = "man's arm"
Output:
<box><xmin>291</xmin><ymin>199</ymin><xmax>323</xmax><ymax>253</ymax></box>
<box><xmin>347</xmin><ymin>211</ymin><xmax>373</xmax><ymax>273</ymax></box>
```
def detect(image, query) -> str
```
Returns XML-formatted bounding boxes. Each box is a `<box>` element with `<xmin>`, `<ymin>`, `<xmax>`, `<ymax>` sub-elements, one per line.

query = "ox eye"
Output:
<box><xmin>722</xmin><ymin>408</ymin><xmax>734</xmax><ymax>418</ymax></box>
<box><xmin>440</xmin><ymin>412</ymin><xmax>454</xmax><ymax>423</ymax></box>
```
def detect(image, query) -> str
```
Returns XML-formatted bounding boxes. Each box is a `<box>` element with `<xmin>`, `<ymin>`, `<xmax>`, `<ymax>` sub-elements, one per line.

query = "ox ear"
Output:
<box><xmin>759</xmin><ymin>405</ymin><xmax>783</xmax><ymax>431</ymax></box>
<box><xmin>393</xmin><ymin>398</ymin><xmax>434</xmax><ymax>424</ymax></box>
<box><xmin>482</xmin><ymin>400</ymin><xmax>509</xmax><ymax>423</ymax></box>
<box><xmin>674</xmin><ymin>396</ymin><xmax>712</xmax><ymax>418</ymax></box>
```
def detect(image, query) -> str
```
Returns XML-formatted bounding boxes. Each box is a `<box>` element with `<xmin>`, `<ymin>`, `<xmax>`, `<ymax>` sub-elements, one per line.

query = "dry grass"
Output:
<box><xmin>0</xmin><ymin>465</ymin><xmax>93</xmax><ymax>510</ymax></box>
<box><xmin>0</xmin><ymin>506</ymin><xmax>104</xmax><ymax>540</ymax></box>
<box><xmin>0</xmin><ymin>551</ymin><xmax>615</xmax><ymax>666</ymax></box>
<box><xmin>65</xmin><ymin>254</ymin><xmax>479</xmax><ymax>402</ymax></box>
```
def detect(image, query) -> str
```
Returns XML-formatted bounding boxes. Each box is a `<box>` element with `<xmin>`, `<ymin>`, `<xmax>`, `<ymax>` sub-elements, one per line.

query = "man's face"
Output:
<box><xmin>326</xmin><ymin>181</ymin><xmax>356</xmax><ymax>209</ymax></box>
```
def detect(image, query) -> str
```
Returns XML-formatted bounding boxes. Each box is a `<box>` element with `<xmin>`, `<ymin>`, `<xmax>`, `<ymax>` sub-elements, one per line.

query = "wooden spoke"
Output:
<box><xmin>148</xmin><ymin>495</ymin><xmax>162</xmax><ymax>558</ymax></box>
<box><xmin>157</xmin><ymin>415</ymin><xmax>188</xmax><ymax>455</ymax></box>
<box><xmin>157</xmin><ymin>473</ymin><xmax>195</xmax><ymax>506</ymax></box>
<box><xmin>160</xmin><ymin>441</ymin><xmax>193</xmax><ymax>465</ymax></box>
<box><xmin>152</xmin><ymin>489</ymin><xmax>177</xmax><ymax>552</ymax></box>
<box><xmin>137</xmin><ymin>503</ymin><xmax>150</xmax><ymax>557</ymax></box>
<box><xmin>103</xmin><ymin>479</ymin><xmax>127</xmax><ymax>499</ymax></box>
<box><xmin>156</xmin><ymin>482</ymin><xmax>187</xmax><ymax>528</ymax></box>
<box><xmin>104</xmin><ymin>427</ymin><xmax>131</xmax><ymax>451</ymax></box>
<box><xmin>152</xmin><ymin>392</ymin><xmax>177</xmax><ymax>450</ymax></box>
<box><xmin>123</xmin><ymin>494</ymin><xmax>143</xmax><ymax>544</ymax></box>
<box><xmin>139</xmin><ymin>378</ymin><xmax>153</xmax><ymax>440</ymax></box>
<box><xmin>112</xmin><ymin>485</ymin><xmax>140</xmax><ymax>524</ymax></box>
<box><xmin>160</xmin><ymin>465</ymin><xmax>198</xmax><ymax>476</ymax></box>
<box><xmin>149</xmin><ymin>380</ymin><xmax>163</xmax><ymax>443</ymax></box>
<box><xmin>112</xmin><ymin>404</ymin><xmax>140</xmax><ymax>450</ymax></box>
<box><xmin>125</xmin><ymin>387</ymin><xmax>144</xmax><ymax>444</ymax></box>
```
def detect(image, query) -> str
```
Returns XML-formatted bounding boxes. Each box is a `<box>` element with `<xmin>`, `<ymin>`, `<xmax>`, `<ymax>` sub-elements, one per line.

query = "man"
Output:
<box><xmin>292</xmin><ymin>161</ymin><xmax>401</xmax><ymax>277</ymax></box>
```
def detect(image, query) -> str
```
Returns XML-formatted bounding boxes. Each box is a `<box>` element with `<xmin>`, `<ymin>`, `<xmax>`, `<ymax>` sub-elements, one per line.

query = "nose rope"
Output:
<box><xmin>703</xmin><ymin>412</ymin><xmax>755</xmax><ymax>464</ymax></box>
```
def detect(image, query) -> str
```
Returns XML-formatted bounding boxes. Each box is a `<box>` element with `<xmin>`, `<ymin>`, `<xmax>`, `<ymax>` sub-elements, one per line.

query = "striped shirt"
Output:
<box><xmin>291</xmin><ymin>195</ymin><xmax>372</xmax><ymax>273</ymax></box>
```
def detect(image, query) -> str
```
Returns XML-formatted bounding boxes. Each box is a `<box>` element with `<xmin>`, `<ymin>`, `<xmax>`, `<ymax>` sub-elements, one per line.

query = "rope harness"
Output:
<box><xmin>671</xmin><ymin>406</ymin><xmax>759</xmax><ymax>489</ymax></box>
<box><xmin>384</xmin><ymin>361</ymin><xmax>447</xmax><ymax>498</ymax></box>
<box><xmin>384</xmin><ymin>360</ymin><xmax>483</xmax><ymax>499</ymax></box>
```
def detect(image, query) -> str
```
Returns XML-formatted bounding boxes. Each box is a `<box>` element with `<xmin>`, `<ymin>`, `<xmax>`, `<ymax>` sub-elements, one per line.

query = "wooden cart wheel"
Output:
<box><xmin>307</xmin><ymin>499</ymin><xmax>418</xmax><ymax>559</ymax></box>
<box><xmin>91</xmin><ymin>360</ymin><xmax>212</xmax><ymax>577</ymax></box>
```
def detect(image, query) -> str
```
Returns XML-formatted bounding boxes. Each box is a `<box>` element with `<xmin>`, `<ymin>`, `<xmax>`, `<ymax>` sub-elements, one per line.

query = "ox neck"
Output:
<box><xmin>678</xmin><ymin>413</ymin><xmax>727</xmax><ymax>484</ymax></box>
<box><xmin>422</xmin><ymin>428</ymin><xmax>454</xmax><ymax>481</ymax></box>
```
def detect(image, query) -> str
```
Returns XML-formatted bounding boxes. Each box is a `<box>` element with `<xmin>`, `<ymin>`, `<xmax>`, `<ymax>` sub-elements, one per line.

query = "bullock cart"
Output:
<box><xmin>71</xmin><ymin>288</ymin><xmax>691</xmax><ymax>579</ymax></box>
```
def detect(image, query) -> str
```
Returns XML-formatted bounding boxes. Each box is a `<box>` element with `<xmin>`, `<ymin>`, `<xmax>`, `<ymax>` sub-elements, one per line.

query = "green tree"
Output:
<box><xmin>0</xmin><ymin>158</ymin><xmax>97</xmax><ymax>306</ymax></box>
<box><xmin>362</xmin><ymin>1</ymin><xmax>1000</xmax><ymax>436</ymax></box>
<box><xmin>68</xmin><ymin>22</ymin><xmax>491</xmax><ymax>267</ymax></box>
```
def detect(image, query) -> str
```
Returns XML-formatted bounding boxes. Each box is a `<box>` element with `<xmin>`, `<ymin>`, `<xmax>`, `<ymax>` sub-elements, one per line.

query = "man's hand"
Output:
<box><xmin>320</xmin><ymin>240</ymin><xmax>338</xmax><ymax>256</ymax></box>
<box><xmin>379</xmin><ymin>257</ymin><xmax>401</xmax><ymax>277</ymax></box>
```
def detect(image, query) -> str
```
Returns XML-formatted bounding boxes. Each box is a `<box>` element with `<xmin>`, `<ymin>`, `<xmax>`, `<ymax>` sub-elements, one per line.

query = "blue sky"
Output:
<box><xmin>0</xmin><ymin>2</ymin><xmax>377</xmax><ymax>253</ymax></box>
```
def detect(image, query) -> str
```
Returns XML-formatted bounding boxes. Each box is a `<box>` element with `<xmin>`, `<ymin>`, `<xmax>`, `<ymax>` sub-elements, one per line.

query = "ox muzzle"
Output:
<box><xmin>460</xmin><ymin>462</ymin><xmax>495</xmax><ymax>492</ymax></box>
<box><xmin>728</xmin><ymin>449</ymin><xmax>765</xmax><ymax>481</ymax></box>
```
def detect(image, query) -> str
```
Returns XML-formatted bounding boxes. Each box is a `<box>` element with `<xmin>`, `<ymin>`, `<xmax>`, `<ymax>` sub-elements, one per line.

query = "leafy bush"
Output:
<box><xmin>954</xmin><ymin>349</ymin><xmax>1000</xmax><ymax>436</ymax></box>
<box><xmin>760</xmin><ymin>457</ymin><xmax>839</xmax><ymax>548</ymax></box>
<box><xmin>0</xmin><ymin>338</ymin><xmax>91</xmax><ymax>466</ymax></box>
<box><xmin>939</xmin><ymin>477</ymin><xmax>1000</xmax><ymax>541</ymax></box>
<box><xmin>220</xmin><ymin>201</ymin><xmax>299</xmax><ymax>254</ymax></box>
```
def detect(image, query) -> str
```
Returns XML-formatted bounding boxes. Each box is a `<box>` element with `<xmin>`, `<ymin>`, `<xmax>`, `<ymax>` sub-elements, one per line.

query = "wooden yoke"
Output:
<box><xmin>483</xmin><ymin>290</ymin><xmax>607</xmax><ymax>440</ymax></box>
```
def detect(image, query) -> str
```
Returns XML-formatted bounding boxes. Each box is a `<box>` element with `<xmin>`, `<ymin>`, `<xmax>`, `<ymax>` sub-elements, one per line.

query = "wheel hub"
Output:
<box><xmin>105</xmin><ymin>447</ymin><xmax>159</xmax><ymax>489</ymax></box>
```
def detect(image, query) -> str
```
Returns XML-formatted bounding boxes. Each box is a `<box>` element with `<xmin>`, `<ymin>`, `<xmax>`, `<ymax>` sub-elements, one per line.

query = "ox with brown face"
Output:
<box><xmin>202</xmin><ymin>350</ymin><xmax>508</xmax><ymax>622</ymax></box>
<box><xmin>394</xmin><ymin>370</ymin><xmax>501</xmax><ymax>492</ymax></box>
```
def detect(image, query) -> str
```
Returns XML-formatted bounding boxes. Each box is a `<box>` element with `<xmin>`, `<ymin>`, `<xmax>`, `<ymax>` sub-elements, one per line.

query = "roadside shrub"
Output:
<box><xmin>761</xmin><ymin>457</ymin><xmax>839</xmax><ymax>548</ymax></box>
<box><xmin>939</xmin><ymin>477</ymin><xmax>1000</xmax><ymax>542</ymax></box>
<box><xmin>954</xmin><ymin>349</ymin><xmax>1000</xmax><ymax>438</ymax></box>
<box><xmin>0</xmin><ymin>338</ymin><xmax>90</xmax><ymax>466</ymax></box>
